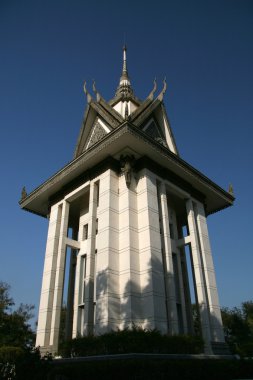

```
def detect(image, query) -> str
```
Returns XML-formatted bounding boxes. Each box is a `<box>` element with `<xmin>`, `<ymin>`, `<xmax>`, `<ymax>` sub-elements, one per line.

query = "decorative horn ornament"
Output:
<box><xmin>158</xmin><ymin>77</ymin><xmax>167</xmax><ymax>101</ymax></box>
<box><xmin>21</xmin><ymin>186</ymin><xmax>27</xmax><ymax>201</ymax></box>
<box><xmin>148</xmin><ymin>78</ymin><xmax>157</xmax><ymax>100</ymax></box>
<box><xmin>83</xmin><ymin>81</ymin><xmax>92</xmax><ymax>103</ymax></box>
<box><xmin>92</xmin><ymin>80</ymin><xmax>101</xmax><ymax>102</ymax></box>
<box><xmin>228</xmin><ymin>183</ymin><xmax>234</xmax><ymax>195</ymax></box>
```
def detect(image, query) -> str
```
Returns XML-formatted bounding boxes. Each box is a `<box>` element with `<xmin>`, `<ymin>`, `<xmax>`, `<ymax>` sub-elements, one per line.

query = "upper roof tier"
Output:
<box><xmin>75</xmin><ymin>47</ymin><xmax>178</xmax><ymax>158</ymax></box>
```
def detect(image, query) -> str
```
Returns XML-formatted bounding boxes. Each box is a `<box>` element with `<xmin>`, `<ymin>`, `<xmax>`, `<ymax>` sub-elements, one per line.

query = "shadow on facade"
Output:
<box><xmin>60</xmin><ymin>249</ymin><xmax>226</xmax><ymax>355</ymax></box>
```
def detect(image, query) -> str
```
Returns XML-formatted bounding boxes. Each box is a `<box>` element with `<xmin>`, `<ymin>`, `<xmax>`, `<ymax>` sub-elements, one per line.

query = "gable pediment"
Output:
<box><xmin>131</xmin><ymin>98</ymin><xmax>179</xmax><ymax>155</ymax></box>
<box><xmin>142</xmin><ymin>119</ymin><xmax>168</xmax><ymax>147</ymax></box>
<box><xmin>74</xmin><ymin>99</ymin><xmax>123</xmax><ymax>158</ymax></box>
<box><xmin>85</xmin><ymin>118</ymin><xmax>111</xmax><ymax>150</ymax></box>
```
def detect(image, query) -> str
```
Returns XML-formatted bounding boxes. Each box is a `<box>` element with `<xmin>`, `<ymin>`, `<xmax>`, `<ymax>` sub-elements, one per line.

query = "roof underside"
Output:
<box><xmin>20</xmin><ymin>122</ymin><xmax>234</xmax><ymax>218</ymax></box>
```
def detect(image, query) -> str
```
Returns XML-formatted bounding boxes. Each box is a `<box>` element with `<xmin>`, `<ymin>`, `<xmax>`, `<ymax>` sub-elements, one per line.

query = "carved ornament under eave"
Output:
<box><xmin>120</xmin><ymin>155</ymin><xmax>135</xmax><ymax>188</ymax></box>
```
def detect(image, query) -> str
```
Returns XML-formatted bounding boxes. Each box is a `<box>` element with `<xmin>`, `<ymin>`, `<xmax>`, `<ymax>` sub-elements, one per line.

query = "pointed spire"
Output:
<box><xmin>116</xmin><ymin>45</ymin><xmax>133</xmax><ymax>97</ymax></box>
<box><xmin>122</xmin><ymin>45</ymin><xmax>128</xmax><ymax>77</ymax></box>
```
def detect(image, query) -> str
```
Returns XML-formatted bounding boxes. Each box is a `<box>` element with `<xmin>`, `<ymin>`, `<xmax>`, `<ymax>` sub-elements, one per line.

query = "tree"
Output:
<box><xmin>221</xmin><ymin>302</ymin><xmax>253</xmax><ymax>357</ymax></box>
<box><xmin>242</xmin><ymin>301</ymin><xmax>253</xmax><ymax>331</ymax></box>
<box><xmin>0</xmin><ymin>282</ymin><xmax>14</xmax><ymax>313</ymax></box>
<box><xmin>0</xmin><ymin>281</ymin><xmax>35</xmax><ymax>349</ymax></box>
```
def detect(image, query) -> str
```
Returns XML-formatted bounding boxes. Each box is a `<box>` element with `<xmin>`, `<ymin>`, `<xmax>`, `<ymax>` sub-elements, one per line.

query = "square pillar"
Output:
<box><xmin>82</xmin><ymin>181</ymin><xmax>99</xmax><ymax>335</ymax></box>
<box><xmin>157</xmin><ymin>182</ymin><xmax>179</xmax><ymax>334</ymax></box>
<box><xmin>186</xmin><ymin>198</ymin><xmax>212</xmax><ymax>354</ymax></box>
<box><xmin>95</xmin><ymin>169</ymin><xmax>120</xmax><ymax>333</ymax></box>
<box><xmin>118</xmin><ymin>170</ymin><xmax>140</xmax><ymax>329</ymax></box>
<box><xmin>194</xmin><ymin>201</ymin><xmax>225</xmax><ymax>343</ymax></box>
<box><xmin>36</xmin><ymin>202</ymin><xmax>62</xmax><ymax>351</ymax></box>
<box><xmin>49</xmin><ymin>200</ymin><xmax>70</xmax><ymax>352</ymax></box>
<box><xmin>137</xmin><ymin>170</ymin><xmax>167</xmax><ymax>332</ymax></box>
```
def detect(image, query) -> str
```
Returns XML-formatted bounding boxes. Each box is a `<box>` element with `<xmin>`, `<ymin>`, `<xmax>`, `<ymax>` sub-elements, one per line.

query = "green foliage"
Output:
<box><xmin>59</xmin><ymin>327</ymin><xmax>204</xmax><ymax>357</ymax></box>
<box><xmin>0</xmin><ymin>282</ymin><xmax>35</xmax><ymax>349</ymax></box>
<box><xmin>221</xmin><ymin>301</ymin><xmax>253</xmax><ymax>357</ymax></box>
<box><xmin>0</xmin><ymin>282</ymin><xmax>38</xmax><ymax>379</ymax></box>
<box><xmin>0</xmin><ymin>346</ymin><xmax>24</xmax><ymax>362</ymax></box>
<box><xmin>0</xmin><ymin>347</ymin><xmax>52</xmax><ymax>380</ymax></box>
<box><xmin>0</xmin><ymin>283</ymin><xmax>14</xmax><ymax>314</ymax></box>
<box><xmin>0</xmin><ymin>346</ymin><xmax>24</xmax><ymax>380</ymax></box>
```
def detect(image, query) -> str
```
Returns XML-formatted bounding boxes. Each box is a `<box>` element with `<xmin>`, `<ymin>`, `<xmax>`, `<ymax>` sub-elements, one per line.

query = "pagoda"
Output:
<box><xmin>20</xmin><ymin>47</ymin><xmax>234</xmax><ymax>354</ymax></box>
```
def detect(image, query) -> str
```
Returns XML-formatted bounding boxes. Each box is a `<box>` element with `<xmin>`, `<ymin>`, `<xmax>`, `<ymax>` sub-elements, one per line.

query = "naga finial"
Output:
<box><xmin>21</xmin><ymin>186</ymin><xmax>27</xmax><ymax>201</ymax></box>
<box><xmin>148</xmin><ymin>78</ymin><xmax>157</xmax><ymax>100</ymax></box>
<box><xmin>83</xmin><ymin>81</ymin><xmax>92</xmax><ymax>103</ymax></box>
<box><xmin>158</xmin><ymin>77</ymin><xmax>167</xmax><ymax>101</ymax></box>
<box><xmin>92</xmin><ymin>80</ymin><xmax>101</xmax><ymax>102</ymax></box>
<box><xmin>228</xmin><ymin>183</ymin><xmax>234</xmax><ymax>196</ymax></box>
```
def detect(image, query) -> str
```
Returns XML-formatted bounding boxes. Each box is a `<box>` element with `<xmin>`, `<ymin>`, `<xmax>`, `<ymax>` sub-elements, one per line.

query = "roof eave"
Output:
<box><xmin>20</xmin><ymin>122</ymin><xmax>234</xmax><ymax>217</ymax></box>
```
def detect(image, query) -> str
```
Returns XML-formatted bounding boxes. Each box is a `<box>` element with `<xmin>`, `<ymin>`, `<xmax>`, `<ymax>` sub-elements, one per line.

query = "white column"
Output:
<box><xmin>65</xmin><ymin>248</ymin><xmax>77</xmax><ymax>340</ymax></box>
<box><xmin>118</xmin><ymin>171</ymin><xmax>139</xmax><ymax>329</ymax></box>
<box><xmin>72</xmin><ymin>252</ymin><xmax>81</xmax><ymax>337</ymax></box>
<box><xmin>95</xmin><ymin>169</ymin><xmax>120</xmax><ymax>332</ymax></box>
<box><xmin>83</xmin><ymin>181</ymin><xmax>98</xmax><ymax>335</ymax></box>
<box><xmin>49</xmin><ymin>200</ymin><xmax>69</xmax><ymax>352</ymax></box>
<box><xmin>194</xmin><ymin>201</ymin><xmax>225</xmax><ymax>342</ymax></box>
<box><xmin>186</xmin><ymin>198</ymin><xmax>212</xmax><ymax>354</ymax></box>
<box><xmin>158</xmin><ymin>182</ymin><xmax>179</xmax><ymax>334</ymax></box>
<box><xmin>137</xmin><ymin>170</ymin><xmax>167</xmax><ymax>333</ymax></box>
<box><xmin>179</xmin><ymin>248</ymin><xmax>195</xmax><ymax>335</ymax></box>
<box><xmin>72</xmin><ymin>195</ymin><xmax>89</xmax><ymax>338</ymax></box>
<box><xmin>36</xmin><ymin>203</ymin><xmax>62</xmax><ymax>351</ymax></box>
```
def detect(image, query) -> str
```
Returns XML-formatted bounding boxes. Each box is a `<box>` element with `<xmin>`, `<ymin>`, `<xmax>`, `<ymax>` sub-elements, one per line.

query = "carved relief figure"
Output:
<box><xmin>120</xmin><ymin>155</ymin><xmax>135</xmax><ymax>187</ymax></box>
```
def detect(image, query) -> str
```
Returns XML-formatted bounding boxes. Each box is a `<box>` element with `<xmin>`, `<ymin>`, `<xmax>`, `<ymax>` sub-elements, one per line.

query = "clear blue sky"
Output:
<box><xmin>0</xmin><ymin>0</ymin><xmax>252</xmax><ymax>325</ymax></box>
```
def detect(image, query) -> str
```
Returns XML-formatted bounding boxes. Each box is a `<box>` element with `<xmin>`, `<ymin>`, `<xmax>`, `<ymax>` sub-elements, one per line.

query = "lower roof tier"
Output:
<box><xmin>19</xmin><ymin>122</ymin><xmax>234</xmax><ymax>217</ymax></box>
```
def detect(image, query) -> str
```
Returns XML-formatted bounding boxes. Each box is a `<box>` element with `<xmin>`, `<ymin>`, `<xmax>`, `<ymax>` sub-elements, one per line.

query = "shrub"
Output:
<box><xmin>0</xmin><ymin>346</ymin><xmax>24</xmax><ymax>362</ymax></box>
<box><xmin>59</xmin><ymin>327</ymin><xmax>204</xmax><ymax>357</ymax></box>
<box><xmin>0</xmin><ymin>346</ymin><xmax>52</xmax><ymax>380</ymax></box>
